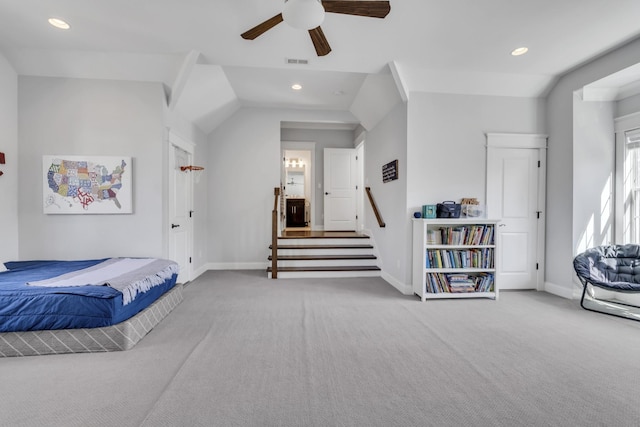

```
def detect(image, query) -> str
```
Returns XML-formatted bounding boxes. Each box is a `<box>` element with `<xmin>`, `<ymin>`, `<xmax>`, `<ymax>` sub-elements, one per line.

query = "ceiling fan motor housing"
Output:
<box><xmin>242</xmin><ymin>1</ymin><xmax>391</xmax><ymax>57</ymax></box>
<box><xmin>282</xmin><ymin>0</ymin><xmax>326</xmax><ymax>30</ymax></box>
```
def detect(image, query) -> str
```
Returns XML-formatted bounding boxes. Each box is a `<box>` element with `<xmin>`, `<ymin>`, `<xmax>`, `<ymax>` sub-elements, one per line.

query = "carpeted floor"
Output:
<box><xmin>1</xmin><ymin>270</ymin><xmax>640</xmax><ymax>426</ymax></box>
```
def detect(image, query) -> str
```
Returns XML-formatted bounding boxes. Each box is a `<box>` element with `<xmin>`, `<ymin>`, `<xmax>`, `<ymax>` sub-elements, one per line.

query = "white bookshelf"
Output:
<box><xmin>412</xmin><ymin>218</ymin><xmax>500</xmax><ymax>301</ymax></box>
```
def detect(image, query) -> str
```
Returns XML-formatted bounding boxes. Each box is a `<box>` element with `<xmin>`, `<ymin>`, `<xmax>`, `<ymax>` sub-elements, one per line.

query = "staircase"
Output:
<box><xmin>267</xmin><ymin>232</ymin><xmax>381</xmax><ymax>279</ymax></box>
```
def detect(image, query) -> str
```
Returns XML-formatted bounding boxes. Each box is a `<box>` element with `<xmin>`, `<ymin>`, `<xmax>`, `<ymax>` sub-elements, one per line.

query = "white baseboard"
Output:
<box><xmin>381</xmin><ymin>271</ymin><xmax>412</xmax><ymax>295</ymax></box>
<box><xmin>359</xmin><ymin>233</ymin><xmax>409</xmax><ymax>294</ymax></box>
<box><xmin>206</xmin><ymin>262</ymin><xmax>268</xmax><ymax>270</ymax></box>
<box><xmin>191</xmin><ymin>264</ymin><xmax>209</xmax><ymax>280</ymax></box>
<box><xmin>544</xmin><ymin>281</ymin><xmax>580</xmax><ymax>299</ymax></box>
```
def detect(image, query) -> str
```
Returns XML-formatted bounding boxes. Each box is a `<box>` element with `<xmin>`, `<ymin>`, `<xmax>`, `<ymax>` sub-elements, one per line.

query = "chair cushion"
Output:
<box><xmin>573</xmin><ymin>244</ymin><xmax>640</xmax><ymax>292</ymax></box>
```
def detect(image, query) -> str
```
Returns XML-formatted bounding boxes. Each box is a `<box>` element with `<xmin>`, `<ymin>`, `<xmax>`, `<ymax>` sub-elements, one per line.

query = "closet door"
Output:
<box><xmin>486</xmin><ymin>134</ymin><xmax>547</xmax><ymax>290</ymax></box>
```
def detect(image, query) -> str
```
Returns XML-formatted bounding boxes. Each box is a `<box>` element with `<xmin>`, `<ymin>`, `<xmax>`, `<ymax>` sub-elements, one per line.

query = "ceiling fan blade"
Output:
<box><xmin>308</xmin><ymin>27</ymin><xmax>331</xmax><ymax>56</ymax></box>
<box><xmin>322</xmin><ymin>1</ymin><xmax>391</xmax><ymax>18</ymax></box>
<box><xmin>241</xmin><ymin>13</ymin><xmax>284</xmax><ymax>40</ymax></box>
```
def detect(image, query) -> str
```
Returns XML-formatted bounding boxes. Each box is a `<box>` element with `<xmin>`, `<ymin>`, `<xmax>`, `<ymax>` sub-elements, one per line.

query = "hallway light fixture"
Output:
<box><xmin>285</xmin><ymin>158</ymin><xmax>305</xmax><ymax>168</ymax></box>
<box><xmin>282</xmin><ymin>0</ymin><xmax>325</xmax><ymax>30</ymax></box>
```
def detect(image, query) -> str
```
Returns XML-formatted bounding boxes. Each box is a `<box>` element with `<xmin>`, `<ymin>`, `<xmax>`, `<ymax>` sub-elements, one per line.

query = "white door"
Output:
<box><xmin>169</xmin><ymin>145</ymin><xmax>191</xmax><ymax>283</ymax></box>
<box><xmin>487</xmin><ymin>140</ymin><xmax>545</xmax><ymax>290</ymax></box>
<box><xmin>324</xmin><ymin>148</ymin><xmax>357</xmax><ymax>231</ymax></box>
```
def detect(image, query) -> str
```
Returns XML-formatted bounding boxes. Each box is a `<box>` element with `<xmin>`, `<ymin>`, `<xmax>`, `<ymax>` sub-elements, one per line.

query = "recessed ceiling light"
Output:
<box><xmin>291</xmin><ymin>84</ymin><xmax>302</xmax><ymax>91</ymax></box>
<box><xmin>48</xmin><ymin>18</ymin><xmax>70</xmax><ymax>30</ymax></box>
<box><xmin>511</xmin><ymin>47</ymin><xmax>528</xmax><ymax>56</ymax></box>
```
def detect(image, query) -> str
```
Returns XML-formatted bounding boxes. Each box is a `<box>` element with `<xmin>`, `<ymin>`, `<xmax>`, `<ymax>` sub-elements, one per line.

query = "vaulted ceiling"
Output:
<box><xmin>1</xmin><ymin>0</ymin><xmax>640</xmax><ymax>133</ymax></box>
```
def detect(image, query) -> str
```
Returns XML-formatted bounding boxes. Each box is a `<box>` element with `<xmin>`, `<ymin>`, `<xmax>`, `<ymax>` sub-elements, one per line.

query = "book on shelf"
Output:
<box><xmin>426</xmin><ymin>229</ymin><xmax>439</xmax><ymax>245</ymax></box>
<box><xmin>434</xmin><ymin>225</ymin><xmax>495</xmax><ymax>246</ymax></box>
<box><xmin>425</xmin><ymin>248</ymin><xmax>494</xmax><ymax>269</ymax></box>
<box><xmin>425</xmin><ymin>272</ymin><xmax>495</xmax><ymax>293</ymax></box>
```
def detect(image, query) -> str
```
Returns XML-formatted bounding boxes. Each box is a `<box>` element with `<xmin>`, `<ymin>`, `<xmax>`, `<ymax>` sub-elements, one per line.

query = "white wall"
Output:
<box><xmin>18</xmin><ymin>76</ymin><xmax>167</xmax><ymax>260</ymax></box>
<box><xmin>406</xmin><ymin>92</ymin><xmax>545</xmax><ymax>292</ymax></box>
<box><xmin>0</xmin><ymin>53</ymin><xmax>18</xmax><ymax>263</ymax></box>
<box><xmin>165</xmin><ymin>107</ymin><xmax>208</xmax><ymax>148</ymax></box>
<box><xmin>190</xmin><ymin>137</ymin><xmax>209</xmax><ymax>274</ymax></box>
<box><xmin>407</xmin><ymin>92</ymin><xmax>545</xmax><ymax>211</ymax></box>
<box><xmin>207</xmin><ymin>108</ymin><xmax>280</xmax><ymax>268</ymax></box>
<box><xmin>617</xmin><ymin>92</ymin><xmax>640</xmax><ymax>118</ymax></box>
<box><xmin>363</xmin><ymin>102</ymin><xmax>409</xmax><ymax>290</ymax></box>
<box><xmin>573</xmin><ymin>94</ymin><xmax>615</xmax><ymax>257</ymax></box>
<box><xmin>206</xmin><ymin>107</ymin><xmax>358</xmax><ymax>268</ymax></box>
<box><xmin>281</xmin><ymin>128</ymin><xmax>356</xmax><ymax>228</ymax></box>
<box><xmin>350</xmin><ymin>70</ymin><xmax>402</xmax><ymax>131</ymax></box>
<box><xmin>545</xmin><ymin>37</ymin><xmax>640</xmax><ymax>297</ymax></box>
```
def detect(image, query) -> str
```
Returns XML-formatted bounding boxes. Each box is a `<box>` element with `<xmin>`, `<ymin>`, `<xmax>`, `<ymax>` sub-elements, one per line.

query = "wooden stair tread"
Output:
<box><xmin>270</xmin><ymin>244</ymin><xmax>374</xmax><ymax>250</ymax></box>
<box><xmin>268</xmin><ymin>231</ymin><xmax>379</xmax><ymax>277</ymax></box>
<box><xmin>268</xmin><ymin>254</ymin><xmax>376</xmax><ymax>261</ymax></box>
<box><xmin>267</xmin><ymin>265</ymin><xmax>381</xmax><ymax>272</ymax></box>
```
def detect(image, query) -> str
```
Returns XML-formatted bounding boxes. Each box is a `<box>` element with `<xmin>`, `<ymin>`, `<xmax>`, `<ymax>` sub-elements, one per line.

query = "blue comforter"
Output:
<box><xmin>0</xmin><ymin>260</ymin><xmax>177</xmax><ymax>332</ymax></box>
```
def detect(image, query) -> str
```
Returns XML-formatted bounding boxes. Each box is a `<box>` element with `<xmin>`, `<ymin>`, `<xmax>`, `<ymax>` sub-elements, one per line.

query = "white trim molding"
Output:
<box><xmin>486</xmin><ymin>133</ymin><xmax>548</xmax><ymax>149</ymax></box>
<box><xmin>381</xmin><ymin>271</ymin><xmax>412</xmax><ymax>295</ymax></box>
<box><xmin>191</xmin><ymin>264</ymin><xmax>209</xmax><ymax>281</ymax></box>
<box><xmin>614</xmin><ymin>111</ymin><xmax>640</xmax><ymax>133</ymax></box>
<box><xmin>544</xmin><ymin>281</ymin><xmax>580</xmax><ymax>300</ymax></box>
<box><xmin>206</xmin><ymin>262</ymin><xmax>268</xmax><ymax>270</ymax></box>
<box><xmin>168</xmin><ymin>129</ymin><xmax>196</xmax><ymax>153</ymax></box>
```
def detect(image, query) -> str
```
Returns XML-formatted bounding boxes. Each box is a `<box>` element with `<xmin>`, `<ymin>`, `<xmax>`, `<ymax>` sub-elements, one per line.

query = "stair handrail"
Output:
<box><xmin>272</xmin><ymin>187</ymin><xmax>280</xmax><ymax>278</ymax></box>
<box><xmin>365</xmin><ymin>187</ymin><xmax>386</xmax><ymax>228</ymax></box>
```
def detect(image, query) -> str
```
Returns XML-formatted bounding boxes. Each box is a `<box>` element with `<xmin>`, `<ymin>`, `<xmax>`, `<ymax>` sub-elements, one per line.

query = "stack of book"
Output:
<box><xmin>447</xmin><ymin>274</ymin><xmax>476</xmax><ymax>293</ymax></box>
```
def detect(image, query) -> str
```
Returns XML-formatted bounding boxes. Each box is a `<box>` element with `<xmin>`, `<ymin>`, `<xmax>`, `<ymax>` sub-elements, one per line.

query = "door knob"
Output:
<box><xmin>171</xmin><ymin>224</ymin><xmax>180</xmax><ymax>229</ymax></box>
<box><xmin>325</xmin><ymin>192</ymin><xmax>330</xmax><ymax>195</ymax></box>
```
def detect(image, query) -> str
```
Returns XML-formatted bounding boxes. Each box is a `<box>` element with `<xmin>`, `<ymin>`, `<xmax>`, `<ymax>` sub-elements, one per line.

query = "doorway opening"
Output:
<box><xmin>282</xmin><ymin>145</ymin><xmax>314</xmax><ymax>232</ymax></box>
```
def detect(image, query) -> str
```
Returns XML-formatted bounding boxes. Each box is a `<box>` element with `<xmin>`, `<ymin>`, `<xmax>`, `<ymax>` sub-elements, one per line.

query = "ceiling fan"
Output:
<box><xmin>241</xmin><ymin>0</ymin><xmax>391</xmax><ymax>57</ymax></box>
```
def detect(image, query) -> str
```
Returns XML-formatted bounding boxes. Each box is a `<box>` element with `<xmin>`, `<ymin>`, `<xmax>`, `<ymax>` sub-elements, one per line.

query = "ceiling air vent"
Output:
<box><xmin>286</xmin><ymin>58</ymin><xmax>309</xmax><ymax>65</ymax></box>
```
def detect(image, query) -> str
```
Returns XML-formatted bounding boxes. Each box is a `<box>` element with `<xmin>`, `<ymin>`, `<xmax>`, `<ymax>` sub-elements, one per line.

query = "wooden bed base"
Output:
<box><xmin>0</xmin><ymin>283</ymin><xmax>183</xmax><ymax>357</ymax></box>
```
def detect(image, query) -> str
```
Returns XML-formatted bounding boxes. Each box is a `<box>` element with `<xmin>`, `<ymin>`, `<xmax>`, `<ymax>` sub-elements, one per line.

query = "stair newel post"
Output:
<box><xmin>272</xmin><ymin>187</ymin><xmax>280</xmax><ymax>279</ymax></box>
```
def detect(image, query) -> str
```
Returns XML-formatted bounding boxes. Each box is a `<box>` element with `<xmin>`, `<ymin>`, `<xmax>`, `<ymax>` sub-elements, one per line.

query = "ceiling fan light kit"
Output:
<box><xmin>241</xmin><ymin>0</ymin><xmax>391</xmax><ymax>57</ymax></box>
<box><xmin>283</xmin><ymin>0</ymin><xmax>326</xmax><ymax>30</ymax></box>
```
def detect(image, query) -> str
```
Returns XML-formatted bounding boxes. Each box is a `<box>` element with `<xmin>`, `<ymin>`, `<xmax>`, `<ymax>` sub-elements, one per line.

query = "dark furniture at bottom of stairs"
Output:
<box><xmin>286</xmin><ymin>198</ymin><xmax>306</xmax><ymax>227</ymax></box>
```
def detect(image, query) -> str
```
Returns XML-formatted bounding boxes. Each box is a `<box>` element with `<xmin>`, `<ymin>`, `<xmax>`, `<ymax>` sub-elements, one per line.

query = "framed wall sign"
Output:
<box><xmin>382</xmin><ymin>159</ymin><xmax>398</xmax><ymax>183</ymax></box>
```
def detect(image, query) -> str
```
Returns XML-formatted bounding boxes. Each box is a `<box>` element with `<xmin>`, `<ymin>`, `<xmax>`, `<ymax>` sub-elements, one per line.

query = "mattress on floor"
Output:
<box><xmin>0</xmin><ymin>283</ymin><xmax>183</xmax><ymax>357</ymax></box>
<box><xmin>0</xmin><ymin>259</ymin><xmax>178</xmax><ymax>332</ymax></box>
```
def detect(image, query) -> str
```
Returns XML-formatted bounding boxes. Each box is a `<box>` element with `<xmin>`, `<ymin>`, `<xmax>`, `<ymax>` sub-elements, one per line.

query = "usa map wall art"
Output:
<box><xmin>43</xmin><ymin>155</ymin><xmax>133</xmax><ymax>214</ymax></box>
